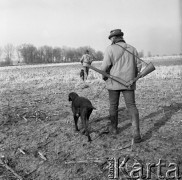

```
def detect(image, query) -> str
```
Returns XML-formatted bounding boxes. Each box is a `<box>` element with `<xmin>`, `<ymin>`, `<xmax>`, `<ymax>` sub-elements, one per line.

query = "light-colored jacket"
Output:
<box><xmin>80</xmin><ymin>54</ymin><xmax>93</xmax><ymax>67</ymax></box>
<box><xmin>100</xmin><ymin>42</ymin><xmax>142</xmax><ymax>90</ymax></box>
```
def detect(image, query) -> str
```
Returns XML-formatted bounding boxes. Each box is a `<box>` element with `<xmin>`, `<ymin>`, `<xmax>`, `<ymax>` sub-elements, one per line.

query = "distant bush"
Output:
<box><xmin>0</xmin><ymin>58</ymin><xmax>13</xmax><ymax>67</ymax></box>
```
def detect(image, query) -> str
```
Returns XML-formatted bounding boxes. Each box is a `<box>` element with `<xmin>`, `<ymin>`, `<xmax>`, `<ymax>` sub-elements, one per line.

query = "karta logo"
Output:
<box><xmin>107</xmin><ymin>156</ymin><xmax>181</xmax><ymax>179</ymax></box>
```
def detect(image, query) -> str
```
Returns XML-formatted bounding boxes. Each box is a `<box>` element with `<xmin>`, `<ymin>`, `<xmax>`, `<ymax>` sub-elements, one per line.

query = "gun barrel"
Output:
<box><xmin>86</xmin><ymin>64</ymin><xmax>129</xmax><ymax>87</ymax></box>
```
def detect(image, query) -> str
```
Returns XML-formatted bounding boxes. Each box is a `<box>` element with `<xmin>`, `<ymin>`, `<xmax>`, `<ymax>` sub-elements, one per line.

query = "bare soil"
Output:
<box><xmin>0</xmin><ymin>63</ymin><xmax>182</xmax><ymax>180</ymax></box>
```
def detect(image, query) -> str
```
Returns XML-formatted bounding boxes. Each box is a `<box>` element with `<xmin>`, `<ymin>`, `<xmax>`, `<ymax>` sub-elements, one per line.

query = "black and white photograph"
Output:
<box><xmin>0</xmin><ymin>0</ymin><xmax>182</xmax><ymax>179</ymax></box>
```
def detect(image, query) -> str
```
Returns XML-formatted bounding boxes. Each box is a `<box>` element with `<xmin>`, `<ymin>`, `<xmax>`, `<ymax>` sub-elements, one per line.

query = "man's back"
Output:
<box><xmin>101</xmin><ymin>42</ymin><xmax>142</xmax><ymax>90</ymax></box>
<box><xmin>80</xmin><ymin>54</ymin><xmax>92</xmax><ymax>66</ymax></box>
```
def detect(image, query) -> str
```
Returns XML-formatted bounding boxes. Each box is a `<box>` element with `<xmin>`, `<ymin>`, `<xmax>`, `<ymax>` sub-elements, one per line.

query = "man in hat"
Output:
<box><xmin>80</xmin><ymin>50</ymin><xmax>93</xmax><ymax>81</ymax></box>
<box><xmin>100</xmin><ymin>29</ymin><xmax>142</xmax><ymax>143</ymax></box>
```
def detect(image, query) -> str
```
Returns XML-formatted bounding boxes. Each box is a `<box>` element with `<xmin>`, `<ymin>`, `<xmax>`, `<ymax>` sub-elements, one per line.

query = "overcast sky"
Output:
<box><xmin>0</xmin><ymin>0</ymin><xmax>181</xmax><ymax>55</ymax></box>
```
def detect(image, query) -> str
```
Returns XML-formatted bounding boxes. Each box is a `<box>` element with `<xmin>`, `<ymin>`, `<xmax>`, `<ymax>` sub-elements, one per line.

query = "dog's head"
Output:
<box><xmin>68</xmin><ymin>92</ymin><xmax>79</xmax><ymax>102</ymax></box>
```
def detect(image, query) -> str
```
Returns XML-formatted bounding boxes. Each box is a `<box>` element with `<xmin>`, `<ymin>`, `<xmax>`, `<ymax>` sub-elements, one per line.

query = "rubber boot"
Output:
<box><xmin>131</xmin><ymin>112</ymin><xmax>142</xmax><ymax>143</ymax></box>
<box><xmin>109</xmin><ymin>115</ymin><xmax>118</xmax><ymax>135</ymax></box>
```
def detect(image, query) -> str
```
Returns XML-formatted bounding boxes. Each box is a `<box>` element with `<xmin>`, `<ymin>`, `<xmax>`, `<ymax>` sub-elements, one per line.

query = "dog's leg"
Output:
<box><xmin>86</xmin><ymin>109</ymin><xmax>92</xmax><ymax>142</ymax></box>
<box><xmin>81</xmin><ymin>111</ymin><xmax>92</xmax><ymax>142</ymax></box>
<box><xmin>85</xmin><ymin>118</ymin><xmax>91</xmax><ymax>142</ymax></box>
<box><xmin>74</xmin><ymin>115</ymin><xmax>79</xmax><ymax>131</ymax></box>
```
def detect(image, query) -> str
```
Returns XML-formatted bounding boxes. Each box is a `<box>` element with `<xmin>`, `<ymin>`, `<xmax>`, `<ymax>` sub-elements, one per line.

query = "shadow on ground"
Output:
<box><xmin>141</xmin><ymin>102</ymin><xmax>182</xmax><ymax>142</ymax></box>
<box><xmin>90</xmin><ymin>103</ymin><xmax>182</xmax><ymax>142</ymax></box>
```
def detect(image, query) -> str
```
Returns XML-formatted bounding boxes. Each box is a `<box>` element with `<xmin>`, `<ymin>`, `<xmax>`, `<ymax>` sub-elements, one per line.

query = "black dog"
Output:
<box><xmin>68</xmin><ymin>92</ymin><xmax>96</xmax><ymax>142</ymax></box>
<box><xmin>80</xmin><ymin>69</ymin><xmax>84</xmax><ymax>81</ymax></box>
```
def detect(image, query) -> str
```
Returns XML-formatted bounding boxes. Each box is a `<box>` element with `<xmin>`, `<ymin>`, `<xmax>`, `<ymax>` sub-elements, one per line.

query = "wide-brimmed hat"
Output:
<box><xmin>108</xmin><ymin>29</ymin><xmax>124</xmax><ymax>39</ymax></box>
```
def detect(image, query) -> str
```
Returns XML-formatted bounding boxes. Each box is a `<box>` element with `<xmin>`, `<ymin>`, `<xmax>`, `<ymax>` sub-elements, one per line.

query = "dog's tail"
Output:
<box><xmin>90</xmin><ymin>106</ymin><xmax>96</xmax><ymax>110</ymax></box>
<box><xmin>86</xmin><ymin>105</ymin><xmax>96</xmax><ymax>110</ymax></box>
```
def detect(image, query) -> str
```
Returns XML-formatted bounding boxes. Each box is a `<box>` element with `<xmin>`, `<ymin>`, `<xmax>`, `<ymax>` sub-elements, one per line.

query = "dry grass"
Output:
<box><xmin>146</xmin><ymin>65</ymin><xmax>182</xmax><ymax>79</ymax></box>
<box><xmin>0</xmin><ymin>62</ymin><xmax>182</xmax><ymax>179</ymax></box>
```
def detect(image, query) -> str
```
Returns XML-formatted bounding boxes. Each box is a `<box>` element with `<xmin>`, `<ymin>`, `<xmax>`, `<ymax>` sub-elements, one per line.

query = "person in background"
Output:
<box><xmin>80</xmin><ymin>50</ymin><xmax>93</xmax><ymax>81</ymax></box>
<box><xmin>100</xmin><ymin>29</ymin><xmax>142</xmax><ymax>143</ymax></box>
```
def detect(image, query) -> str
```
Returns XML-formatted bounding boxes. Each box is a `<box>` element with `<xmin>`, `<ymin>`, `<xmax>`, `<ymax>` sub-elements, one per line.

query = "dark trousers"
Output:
<box><xmin>108</xmin><ymin>90</ymin><xmax>140</xmax><ymax>137</ymax></box>
<box><xmin>83</xmin><ymin>66</ymin><xmax>89</xmax><ymax>80</ymax></box>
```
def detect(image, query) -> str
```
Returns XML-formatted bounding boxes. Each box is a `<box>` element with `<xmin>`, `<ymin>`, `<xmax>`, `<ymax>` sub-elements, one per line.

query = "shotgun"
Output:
<box><xmin>86</xmin><ymin>64</ymin><xmax>130</xmax><ymax>88</ymax></box>
<box><xmin>127</xmin><ymin>62</ymin><xmax>156</xmax><ymax>86</ymax></box>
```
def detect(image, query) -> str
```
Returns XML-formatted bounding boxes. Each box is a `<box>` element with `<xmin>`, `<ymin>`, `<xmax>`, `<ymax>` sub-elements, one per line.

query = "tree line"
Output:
<box><xmin>0</xmin><ymin>44</ymin><xmax>104</xmax><ymax>66</ymax></box>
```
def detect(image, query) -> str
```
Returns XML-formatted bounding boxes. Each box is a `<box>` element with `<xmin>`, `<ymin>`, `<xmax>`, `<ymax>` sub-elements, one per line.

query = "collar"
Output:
<box><xmin>112</xmin><ymin>38</ymin><xmax>126</xmax><ymax>45</ymax></box>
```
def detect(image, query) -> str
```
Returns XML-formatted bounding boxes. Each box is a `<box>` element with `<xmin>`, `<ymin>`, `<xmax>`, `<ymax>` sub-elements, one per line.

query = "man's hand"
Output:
<box><xmin>102</xmin><ymin>75</ymin><xmax>108</xmax><ymax>81</ymax></box>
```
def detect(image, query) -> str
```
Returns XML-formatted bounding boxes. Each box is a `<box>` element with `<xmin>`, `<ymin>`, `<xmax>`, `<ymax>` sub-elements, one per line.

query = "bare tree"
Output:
<box><xmin>53</xmin><ymin>47</ymin><xmax>62</xmax><ymax>62</ymax></box>
<box><xmin>3</xmin><ymin>43</ymin><xmax>103</xmax><ymax>65</ymax></box>
<box><xmin>147</xmin><ymin>51</ymin><xmax>152</xmax><ymax>57</ymax></box>
<box><xmin>18</xmin><ymin>44</ymin><xmax>37</xmax><ymax>64</ymax></box>
<box><xmin>43</xmin><ymin>46</ymin><xmax>53</xmax><ymax>63</ymax></box>
<box><xmin>4</xmin><ymin>44</ymin><xmax>14</xmax><ymax>65</ymax></box>
<box><xmin>138</xmin><ymin>50</ymin><xmax>144</xmax><ymax>58</ymax></box>
<box><xmin>95</xmin><ymin>50</ymin><xmax>104</xmax><ymax>61</ymax></box>
<box><xmin>16</xmin><ymin>45</ymin><xmax>23</xmax><ymax>63</ymax></box>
